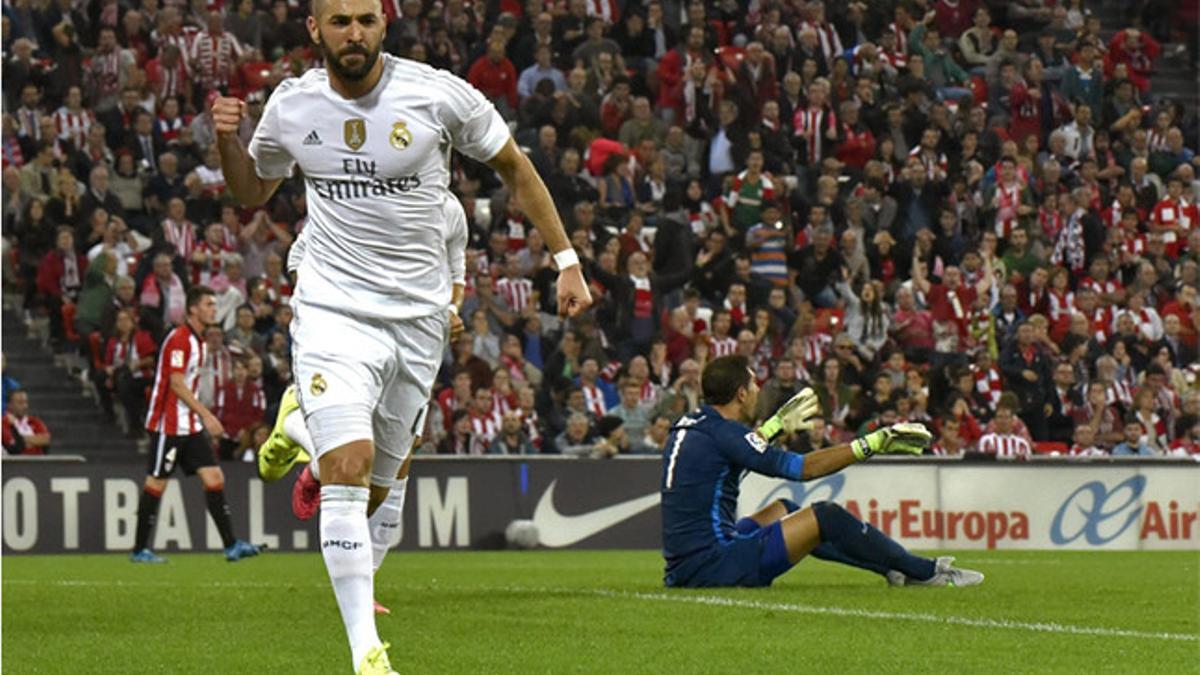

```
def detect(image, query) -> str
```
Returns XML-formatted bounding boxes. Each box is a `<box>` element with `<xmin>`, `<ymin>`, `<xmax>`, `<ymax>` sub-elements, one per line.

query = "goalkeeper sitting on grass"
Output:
<box><xmin>659</xmin><ymin>355</ymin><xmax>983</xmax><ymax>589</ymax></box>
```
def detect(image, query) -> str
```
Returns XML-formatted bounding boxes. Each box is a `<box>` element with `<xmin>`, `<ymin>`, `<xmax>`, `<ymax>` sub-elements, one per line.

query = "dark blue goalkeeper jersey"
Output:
<box><xmin>659</xmin><ymin>405</ymin><xmax>806</xmax><ymax>570</ymax></box>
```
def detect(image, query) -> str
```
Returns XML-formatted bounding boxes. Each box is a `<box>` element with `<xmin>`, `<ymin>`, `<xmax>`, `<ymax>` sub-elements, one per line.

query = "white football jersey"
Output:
<box><xmin>249</xmin><ymin>54</ymin><xmax>508</xmax><ymax>319</ymax></box>
<box><xmin>285</xmin><ymin>188</ymin><xmax>468</xmax><ymax>284</ymax></box>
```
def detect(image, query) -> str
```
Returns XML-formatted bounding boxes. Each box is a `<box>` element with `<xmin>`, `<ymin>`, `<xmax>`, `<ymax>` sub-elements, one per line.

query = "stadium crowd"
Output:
<box><xmin>2</xmin><ymin>0</ymin><xmax>1199</xmax><ymax>460</ymax></box>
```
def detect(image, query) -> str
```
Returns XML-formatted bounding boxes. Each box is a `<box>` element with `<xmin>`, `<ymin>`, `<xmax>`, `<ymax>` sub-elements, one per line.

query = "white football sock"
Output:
<box><xmin>283</xmin><ymin>410</ymin><xmax>317</xmax><ymax>457</ymax></box>
<box><xmin>319</xmin><ymin>485</ymin><xmax>379</xmax><ymax>669</ymax></box>
<box><xmin>283</xmin><ymin>410</ymin><xmax>321</xmax><ymax>482</ymax></box>
<box><xmin>369</xmin><ymin>478</ymin><xmax>408</xmax><ymax>573</ymax></box>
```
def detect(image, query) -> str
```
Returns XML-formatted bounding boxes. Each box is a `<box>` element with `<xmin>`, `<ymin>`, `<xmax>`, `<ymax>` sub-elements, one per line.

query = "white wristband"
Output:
<box><xmin>448</xmin><ymin>304</ymin><xmax>458</xmax><ymax>315</ymax></box>
<box><xmin>553</xmin><ymin>248</ymin><xmax>580</xmax><ymax>270</ymax></box>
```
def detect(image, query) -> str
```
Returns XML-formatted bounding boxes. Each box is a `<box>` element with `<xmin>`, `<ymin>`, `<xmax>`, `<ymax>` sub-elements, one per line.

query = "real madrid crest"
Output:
<box><xmin>343</xmin><ymin>118</ymin><xmax>366</xmax><ymax>151</ymax></box>
<box><xmin>390</xmin><ymin>121</ymin><xmax>412</xmax><ymax>150</ymax></box>
<box><xmin>310</xmin><ymin>373</ymin><xmax>327</xmax><ymax>397</ymax></box>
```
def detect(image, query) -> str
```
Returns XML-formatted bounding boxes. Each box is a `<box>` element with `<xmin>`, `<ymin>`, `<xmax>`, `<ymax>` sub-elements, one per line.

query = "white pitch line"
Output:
<box><xmin>1</xmin><ymin>578</ymin><xmax>313</xmax><ymax>589</ymax></box>
<box><xmin>6</xmin><ymin>578</ymin><xmax>1197</xmax><ymax>643</ymax></box>
<box><xmin>578</xmin><ymin>588</ymin><xmax>1199</xmax><ymax>643</ymax></box>
<box><xmin>952</xmin><ymin>559</ymin><xmax>1062</xmax><ymax>566</ymax></box>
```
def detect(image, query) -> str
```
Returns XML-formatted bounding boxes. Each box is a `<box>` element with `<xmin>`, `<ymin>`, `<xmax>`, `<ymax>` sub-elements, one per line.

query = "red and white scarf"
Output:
<box><xmin>1039</xmin><ymin>207</ymin><xmax>1063</xmax><ymax>243</ymax></box>
<box><xmin>1048</xmin><ymin>289</ymin><xmax>1075</xmax><ymax>322</ymax></box>
<box><xmin>53</xmin><ymin>108</ymin><xmax>93</xmax><ymax>148</ymax></box>
<box><xmin>800</xmin><ymin>333</ymin><xmax>832</xmax><ymax>371</ymax></box>
<box><xmin>1106</xmin><ymin>380</ymin><xmax>1133</xmax><ymax>410</ymax></box>
<box><xmin>631</xmin><ymin>275</ymin><xmax>653</xmax><ymax>318</ymax></box>
<box><xmin>162</xmin><ymin>218</ymin><xmax>196</xmax><ymax>260</ymax></box>
<box><xmin>581</xmin><ymin>383</ymin><xmax>608</xmax><ymax>417</ymax></box>
<box><xmin>994</xmin><ymin>182</ymin><xmax>1023</xmax><ymax>238</ymax></box>
<box><xmin>973</xmin><ymin>364</ymin><xmax>1002</xmax><ymax>410</ymax></box>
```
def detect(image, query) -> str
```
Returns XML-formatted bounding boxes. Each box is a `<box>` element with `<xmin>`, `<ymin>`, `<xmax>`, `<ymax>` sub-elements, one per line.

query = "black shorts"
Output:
<box><xmin>147</xmin><ymin>431</ymin><xmax>217</xmax><ymax>478</ymax></box>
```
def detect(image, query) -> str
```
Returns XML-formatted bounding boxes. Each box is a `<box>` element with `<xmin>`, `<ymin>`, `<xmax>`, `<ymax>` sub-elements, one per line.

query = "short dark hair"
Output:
<box><xmin>997</xmin><ymin>392</ymin><xmax>1020</xmax><ymax>413</ymax></box>
<box><xmin>186</xmin><ymin>285</ymin><xmax>215</xmax><ymax>311</ymax></box>
<box><xmin>702</xmin><ymin>355</ymin><xmax>753</xmax><ymax>405</ymax></box>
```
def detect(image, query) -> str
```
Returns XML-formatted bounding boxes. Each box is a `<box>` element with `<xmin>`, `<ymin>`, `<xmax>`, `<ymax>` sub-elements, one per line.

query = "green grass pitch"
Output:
<box><xmin>4</xmin><ymin>550</ymin><xmax>1198</xmax><ymax>673</ymax></box>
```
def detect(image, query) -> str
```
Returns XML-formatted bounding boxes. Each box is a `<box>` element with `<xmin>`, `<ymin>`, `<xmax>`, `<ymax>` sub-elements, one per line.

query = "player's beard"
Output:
<box><xmin>318</xmin><ymin>34</ymin><xmax>380</xmax><ymax>82</ymax></box>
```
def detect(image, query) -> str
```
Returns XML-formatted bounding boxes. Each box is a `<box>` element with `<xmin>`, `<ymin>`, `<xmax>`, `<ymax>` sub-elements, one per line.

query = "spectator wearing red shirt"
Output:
<box><xmin>931</xmin><ymin>415</ymin><xmax>966</xmax><ymax>455</ymax></box>
<box><xmin>599</xmin><ymin>77</ymin><xmax>634</xmax><ymax>140</ymax></box>
<box><xmin>1007</xmin><ymin>64</ymin><xmax>1043</xmax><ymax>144</ymax></box>
<box><xmin>933</xmin><ymin>0</ymin><xmax>979</xmax><ymax>41</ymax></box>
<box><xmin>467</xmin><ymin>38</ymin><xmax>518</xmax><ymax>118</ymax></box>
<box><xmin>103</xmin><ymin>308</ymin><xmax>158</xmax><ymax>440</ymax></box>
<box><xmin>656</xmin><ymin>26</ymin><xmax>710</xmax><ymax>122</ymax></box>
<box><xmin>1106</xmin><ymin>28</ymin><xmax>1160</xmax><ymax>93</ymax></box>
<box><xmin>2</xmin><ymin>390</ymin><xmax>51</xmax><ymax>455</ymax></box>
<box><xmin>913</xmin><ymin>264</ymin><xmax>986</xmax><ymax>354</ymax></box>
<box><xmin>145</xmin><ymin>44</ymin><xmax>191</xmax><ymax>110</ymax></box>
<box><xmin>36</xmin><ymin>227</ymin><xmax>88</xmax><ymax>346</ymax></box>
<box><xmin>1170</xmin><ymin>417</ymin><xmax>1200</xmax><ymax>456</ymax></box>
<box><xmin>1150</xmin><ymin>176</ymin><xmax>1197</xmax><ymax>257</ymax></box>
<box><xmin>214</xmin><ymin>359</ymin><xmax>266</xmax><ymax>460</ymax></box>
<box><xmin>1159</xmin><ymin>282</ymin><xmax>1198</xmax><ymax>349</ymax></box>
<box><xmin>833</xmin><ymin>100</ymin><xmax>876</xmax><ymax>170</ymax></box>
<box><xmin>732</xmin><ymin>41</ymin><xmax>777</xmax><ymax>119</ymax></box>
<box><xmin>891</xmin><ymin>285</ymin><xmax>934</xmax><ymax>359</ymax></box>
<box><xmin>437</xmin><ymin>371</ymin><xmax>475</xmax><ymax>431</ymax></box>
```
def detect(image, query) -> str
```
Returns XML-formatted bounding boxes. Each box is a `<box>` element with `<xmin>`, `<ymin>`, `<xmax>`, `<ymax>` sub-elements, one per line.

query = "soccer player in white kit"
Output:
<box><xmin>259</xmin><ymin>192</ymin><xmax>470</xmax><ymax>618</ymax></box>
<box><xmin>213</xmin><ymin>1</ymin><xmax>592</xmax><ymax>672</ymax></box>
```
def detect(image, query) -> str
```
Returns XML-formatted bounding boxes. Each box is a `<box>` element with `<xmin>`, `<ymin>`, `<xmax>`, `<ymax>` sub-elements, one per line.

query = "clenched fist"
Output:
<box><xmin>211</xmin><ymin>96</ymin><xmax>246</xmax><ymax>137</ymax></box>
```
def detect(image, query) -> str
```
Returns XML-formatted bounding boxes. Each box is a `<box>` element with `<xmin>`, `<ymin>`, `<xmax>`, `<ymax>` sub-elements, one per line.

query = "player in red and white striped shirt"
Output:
<box><xmin>800</xmin><ymin>3</ymin><xmax>843</xmax><ymax>66</ymax></box>
<box><xmin>133</xmin><ymin>286</ymin><xmax>261</xmax><ymax>564</ymax></box>
<box><xmin>53</xmin><ymin>86</ymin><xmax>94</xmax><ymax>149</ymax></box>
<box><xmin>494</xmin><ymin>253</ymin><xmax>534</xmax><ymax>313</ymax></box>
<box><xmin>468</xmin><ymin>386</ymin><xmax>500</xmax><ymax>450</ymax></box>
<box><xmin>792</xmin><ymin>81</ymin><xmax>837</xmax><ymax>166</ymax></box>
<box><xmin>708</xmin><ymin>309</ymin><xmax>738</xmax><ymax>358</ymax></box>
<box><xmin>151</xmin><ymin>7</ymin><xmax>198</xmax><ymax>68</ymax></box>
<box><xmin>190</xmin><ymin>11</ymin><xmax>245</xmax><ymax>94</ymax></box>
<box><xmin>976</xmin><ymin>406</ymin><xmax>1031</xmax><ymax>460</ymax></box>
<box><xmin>146</xmin><ymin>44</ymin><xmax>191</xmax><ymax>107</ymax></box>
<box><xmin>931</xmin><ymin>417</ymin><xmax>966</xmax><ymax>456</ymax></box>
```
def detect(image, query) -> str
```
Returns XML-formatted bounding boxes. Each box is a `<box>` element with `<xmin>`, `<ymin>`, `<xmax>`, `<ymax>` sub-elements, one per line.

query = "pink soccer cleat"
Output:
<box><xmin>374</xmin><ymin>599</ymin><xmax>391</xmax><ymax>615</ymax></box>
<box><xmin>291</xmin><ymin>464</ymin><xmax>321</xmax><ymax>521</ymax></box>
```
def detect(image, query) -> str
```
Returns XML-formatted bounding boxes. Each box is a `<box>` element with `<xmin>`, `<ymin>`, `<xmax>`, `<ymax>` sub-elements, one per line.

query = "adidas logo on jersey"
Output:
<box><xmin>303</xmin><ymin>130</ymin><xmax>322</xmax><ymax>145</ymax></box>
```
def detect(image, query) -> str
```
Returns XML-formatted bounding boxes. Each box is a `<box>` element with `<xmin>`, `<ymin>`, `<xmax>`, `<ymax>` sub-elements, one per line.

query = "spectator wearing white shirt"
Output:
<box><xmin>1056</xmin><ymin>103</ymin><xmax>1094</xmax><ymax>161</ymax></box>
<box><xmin>87</xmin><ymin>216</ymin><xmax>149</xmax><ymax>278</ymax></box>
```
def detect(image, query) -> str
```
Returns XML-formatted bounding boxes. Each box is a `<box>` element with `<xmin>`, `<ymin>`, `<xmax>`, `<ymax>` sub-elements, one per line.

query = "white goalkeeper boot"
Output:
<box><xmin>896</xmin><ymin>557</ymin><xmax>985</xmax><ymax>587</ymax></box>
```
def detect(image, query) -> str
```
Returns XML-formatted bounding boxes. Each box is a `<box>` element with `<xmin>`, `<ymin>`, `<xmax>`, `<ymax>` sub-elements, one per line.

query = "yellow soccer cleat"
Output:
<box><xmin>357</xmin><ymin>643</ymin><xmax>397</xmax><ymax>675</ymax></box>
<box><xmin>256</xmin><ymin>385</ymin><xmax>310</xmax><ymax>482</ymax></box>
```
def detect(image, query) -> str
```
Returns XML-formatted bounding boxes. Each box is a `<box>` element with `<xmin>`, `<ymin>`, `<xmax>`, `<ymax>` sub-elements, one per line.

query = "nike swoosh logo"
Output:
<box><xmin>532</xmin><ymin>480</ymin><xmax>661</xmax><ymax>547</ymax></box>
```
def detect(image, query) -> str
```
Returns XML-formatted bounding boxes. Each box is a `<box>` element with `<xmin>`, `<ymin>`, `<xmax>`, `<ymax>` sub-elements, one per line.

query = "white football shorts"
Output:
<box><xmin>291</xmin><ymin>298</ymin><xmax>444</xmax><ymax>474</ymax></box>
